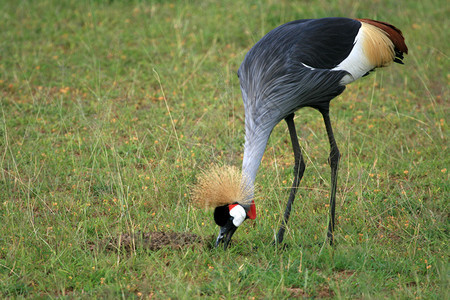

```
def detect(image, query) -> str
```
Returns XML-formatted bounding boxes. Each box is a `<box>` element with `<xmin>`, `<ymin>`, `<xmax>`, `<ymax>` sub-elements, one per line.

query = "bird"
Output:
<box><xmin>193</xmin><ymin>17</ymin><xmax>407</xmax><ymax>249</ymax></box>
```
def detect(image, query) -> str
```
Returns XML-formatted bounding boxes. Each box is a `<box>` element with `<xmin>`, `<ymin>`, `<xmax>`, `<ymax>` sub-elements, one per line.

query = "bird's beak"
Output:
<box><xmin>215</xmin><ymin>218</ymin><xmax>237</xmax><ymax>250</ymax></box>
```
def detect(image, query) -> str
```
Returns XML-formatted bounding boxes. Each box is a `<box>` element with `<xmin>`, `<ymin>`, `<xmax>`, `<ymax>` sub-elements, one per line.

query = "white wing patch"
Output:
<box><xmin>332</xmin><ymin>26</ymin><xmax>374</xmax><ymax>85</ymax></box>
<box><xmin>301</xmin><ymin>63</ymin><xmax>316</xmax><ymax>70</ymax></box>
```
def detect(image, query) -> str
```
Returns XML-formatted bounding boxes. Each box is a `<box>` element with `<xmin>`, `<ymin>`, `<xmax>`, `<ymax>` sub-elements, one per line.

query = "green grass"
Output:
<box><xmin>1</xmin><ymin>0</ymin><xmax>448</xmax><ymax>298</ymax></box>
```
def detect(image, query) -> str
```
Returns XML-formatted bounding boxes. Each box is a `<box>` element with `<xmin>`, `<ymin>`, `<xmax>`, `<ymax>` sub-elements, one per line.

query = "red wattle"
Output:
<box><xmin>247</xmin><ymin>200</ymin><xmax>256</xmax><ymax>219</ymax></box>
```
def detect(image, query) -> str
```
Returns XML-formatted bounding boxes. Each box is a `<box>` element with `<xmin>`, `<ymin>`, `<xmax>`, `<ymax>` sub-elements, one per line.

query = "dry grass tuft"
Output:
<box><xmin>191</xmin><ymin>165</ymin><xmax>254</xmax><ymax>208</ymax></box>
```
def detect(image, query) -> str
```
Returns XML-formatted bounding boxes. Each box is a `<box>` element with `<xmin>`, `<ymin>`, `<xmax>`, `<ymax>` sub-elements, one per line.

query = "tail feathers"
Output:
<box><xmin>357</xmin><ymin>18</ymin><xmax>408</xmax><ymax>65</ymax></box>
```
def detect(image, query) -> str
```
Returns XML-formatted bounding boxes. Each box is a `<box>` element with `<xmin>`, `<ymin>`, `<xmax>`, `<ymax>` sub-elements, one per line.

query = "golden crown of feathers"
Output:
<box><xmin>191</xmin><ymin>165</ymin><xmax>254</xmax><ymax>209</ymax></box>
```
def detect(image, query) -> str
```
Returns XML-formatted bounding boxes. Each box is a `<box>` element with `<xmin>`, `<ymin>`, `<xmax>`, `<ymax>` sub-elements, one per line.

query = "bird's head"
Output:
<box><xmin>192</xmin><ymin>165</ymin><xmax>255</xmax><ymax>249</ymax></box>
<box><xmin>213</xmin><ymin>203</ymin><xmax>247</xmax><ymax>248</ymax></box>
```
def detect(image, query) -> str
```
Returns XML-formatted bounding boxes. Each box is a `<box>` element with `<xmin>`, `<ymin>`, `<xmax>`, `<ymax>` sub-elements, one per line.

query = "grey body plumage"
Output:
<box><xmin>239</xmin><ymin>18</ymin><xmax>353</xmax><ymax>197</ymax></box>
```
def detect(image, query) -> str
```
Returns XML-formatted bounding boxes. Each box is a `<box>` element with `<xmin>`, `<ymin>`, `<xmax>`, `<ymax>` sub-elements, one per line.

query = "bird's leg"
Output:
<box><xmin>276</xmin><ymin>114</ymin><xmax>306</xmax><ymax>245</ymax></box>
<box><xmin>320</xmin><ymin>110</ymin><xmax>340</xmax><ymax>246</ymax></box>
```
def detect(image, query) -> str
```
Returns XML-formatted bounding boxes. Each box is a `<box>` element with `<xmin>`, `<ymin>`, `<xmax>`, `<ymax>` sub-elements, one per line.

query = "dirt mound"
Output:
<box><xmin>105</xmin><ymin>231</ymin><xmax>204</xmax><ymax>252</ymax></box>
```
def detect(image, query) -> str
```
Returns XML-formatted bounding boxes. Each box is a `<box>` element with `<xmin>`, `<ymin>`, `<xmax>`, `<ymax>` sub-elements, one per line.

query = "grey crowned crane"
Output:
<box><xmin>193</xmin><ymin>17</ymin><xmax>408</xmax><ymax>249</ymax></box>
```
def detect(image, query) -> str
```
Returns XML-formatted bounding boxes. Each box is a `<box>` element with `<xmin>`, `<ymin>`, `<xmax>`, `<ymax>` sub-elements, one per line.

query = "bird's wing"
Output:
<box><xmin>286</xmin><ymin>18</ymin><xmax>362</xmax><ymax>70</ymax></box>
<box><xmin>237</xmin><ymin>18</ymin><xmax>357</xmax><ymax>99</ymax></box>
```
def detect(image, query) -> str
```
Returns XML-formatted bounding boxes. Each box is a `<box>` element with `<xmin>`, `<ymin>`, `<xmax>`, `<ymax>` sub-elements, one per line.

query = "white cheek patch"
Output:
<box><xmin>229</xmin><ymin>205</ymin><xmax>246</xmax><ymax>227</ymax></box>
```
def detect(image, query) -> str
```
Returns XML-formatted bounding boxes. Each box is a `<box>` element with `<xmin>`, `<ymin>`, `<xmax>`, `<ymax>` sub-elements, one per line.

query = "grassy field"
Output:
<box><xmin>1</xmin><ymin>0</ymin><xmax>448</xmax><ymax>298</ymax></box>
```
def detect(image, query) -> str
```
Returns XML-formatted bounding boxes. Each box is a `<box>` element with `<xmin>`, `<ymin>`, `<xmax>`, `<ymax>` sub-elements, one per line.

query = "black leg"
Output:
<box><xmin>276</xmin><ymin>114</ymin><xmax>306</xmax><ymax>244</ymax></box>
<box><xmin>320</xmin><ymin>110</ymin><xmax>340</xmax><ymax>245</ymax></box>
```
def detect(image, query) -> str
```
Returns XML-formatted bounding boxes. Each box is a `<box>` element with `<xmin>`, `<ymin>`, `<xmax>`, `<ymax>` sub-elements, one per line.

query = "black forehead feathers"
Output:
<box><xmin>213</xmin><ymin>204</ymin><xmax>230</xmax><ymax>227</ymax></box>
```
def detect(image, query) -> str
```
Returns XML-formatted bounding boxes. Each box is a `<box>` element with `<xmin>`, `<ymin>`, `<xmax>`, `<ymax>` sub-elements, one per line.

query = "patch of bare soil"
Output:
<box><xmin>104</xmin><ymin>231</ymin><xmax>204</xmax><ymax>252</ymax></box>
<box><xmin>335</xmin><ymin>270</ymin><xmax>356</xmax><ymax>280</ymax></box>
<box><xmin>316</xmin><ymin>285</ymin><xmax>334</xmax><ymax>298</ymax></box>
<box><xmin>286</xmin><ymin>287</ymin><xmax>308</xmax><ymax>298</ymax></box>
<box><xmin>286</xmin><ymin>284</ymin><xmax>334</xmax><ymax>299</ymax></box>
